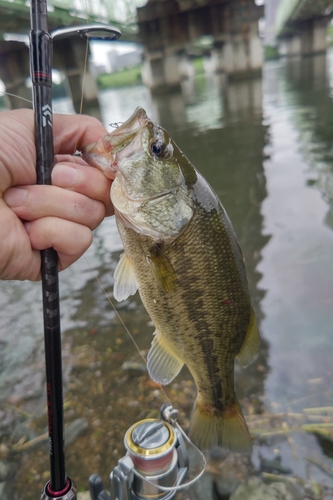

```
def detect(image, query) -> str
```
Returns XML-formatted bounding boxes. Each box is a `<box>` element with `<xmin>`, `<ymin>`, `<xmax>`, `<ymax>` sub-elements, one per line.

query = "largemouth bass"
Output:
<box><xmin>83</xmin><ymin>108</ymin><xmax>259</xmax><ymax>451</ymax></box>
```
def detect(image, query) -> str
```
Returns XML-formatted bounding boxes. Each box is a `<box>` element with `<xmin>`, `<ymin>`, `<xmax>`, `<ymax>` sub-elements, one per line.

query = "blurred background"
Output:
<box><xmin>1</xmin><ymin>0</ymin><xmax>333</xmax><ymax>499</ymax></box>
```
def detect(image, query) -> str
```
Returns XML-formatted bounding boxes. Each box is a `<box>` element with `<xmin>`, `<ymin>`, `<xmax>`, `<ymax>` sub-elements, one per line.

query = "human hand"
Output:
<box><xmin>0</xmin><ymin>109</ymin><xmax>113</xmax><ymax>281</ymax></box>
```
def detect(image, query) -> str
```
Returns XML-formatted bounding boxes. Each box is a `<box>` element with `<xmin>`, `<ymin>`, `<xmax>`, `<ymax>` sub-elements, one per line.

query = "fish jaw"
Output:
<box><xmin>82</xmin><ymin>137</ymin><xmax>116</xmax><ymax>179</ymax></box>
<box><xmin>82</xmin><ymin>107</ymin><xmax>148</xmax><ymax>180</ymax></box>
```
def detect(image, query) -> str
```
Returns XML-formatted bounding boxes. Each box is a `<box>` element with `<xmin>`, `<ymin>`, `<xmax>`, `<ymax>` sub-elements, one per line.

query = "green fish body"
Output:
<box><xmin>83</xmin><ymin>108</ymin><xmax>259</xmax><ymax>451</ymax></box>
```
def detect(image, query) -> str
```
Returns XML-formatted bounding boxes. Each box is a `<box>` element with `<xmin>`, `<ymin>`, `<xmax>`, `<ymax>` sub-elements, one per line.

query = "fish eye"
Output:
<box><xmin>150</xmin><ymin>140</ymin><xmax>165</xmax><ymax>158</ymax></box>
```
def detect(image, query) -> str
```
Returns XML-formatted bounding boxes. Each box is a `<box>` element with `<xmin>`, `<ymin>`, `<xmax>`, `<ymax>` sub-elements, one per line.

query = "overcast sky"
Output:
<box><xmin>90</xmin><ymin>40</ymin><xmax>139</xmax><ymax>70</ymax></box>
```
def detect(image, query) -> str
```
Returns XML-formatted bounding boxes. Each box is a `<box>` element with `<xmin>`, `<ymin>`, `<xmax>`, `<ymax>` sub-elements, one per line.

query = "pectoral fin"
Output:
<box><xmin>113</xmin><ymin>252</ymin><xmax>138</xmax><ymax>302</ymax></box>
<box><xmin>236</xmin><ymin>307</ymin><xmax>260</xmax><ymax>368</ymax></box>
<box><xmin>146</xmin><ymin>245</ymin><xmax>177</xmax><ymax>294</ymax></box>
<box><xmin>147</xmin><ymin>331</ymin><xmax>184</xmax><ymax>385</ymax></box>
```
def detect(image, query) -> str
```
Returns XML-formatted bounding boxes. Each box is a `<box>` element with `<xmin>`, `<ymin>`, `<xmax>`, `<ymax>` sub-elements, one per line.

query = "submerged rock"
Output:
<box><xmin>65</xmin><ymin>418</ymin><xmax>89</xmax><ymax>446</ymax></box>
<box><xmin>230</xmin><ymin>477</ymin><xmax>303</xmax><ymax>500</ymax></box>
<box><xmin>77</xmin><ymin>492</ymin><xmax>91</xmax><ymax>500</ymax></box>
<box><xmin>259</xmin><ymin>455</ymin><xmax>292</xmax><ymax>475</ymax></box>
<box><xmin>121</xmin><ymin>361</ymin><xmax>147</xmax><ymax>376</ymax></box>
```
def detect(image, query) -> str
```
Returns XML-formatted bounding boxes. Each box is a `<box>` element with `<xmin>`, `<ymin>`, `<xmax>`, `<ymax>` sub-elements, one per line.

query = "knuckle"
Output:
<box><xmin>85</xmin><ymin>200</ymin><xmax>105</xmax><ymax>229</ymax></box>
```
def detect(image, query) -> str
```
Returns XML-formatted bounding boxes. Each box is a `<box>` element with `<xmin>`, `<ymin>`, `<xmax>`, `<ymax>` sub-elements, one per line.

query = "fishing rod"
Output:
<box><xmin>29</xmin><ymin>0</ymin><xmax>120</xmax><ymax>497</ymax></box>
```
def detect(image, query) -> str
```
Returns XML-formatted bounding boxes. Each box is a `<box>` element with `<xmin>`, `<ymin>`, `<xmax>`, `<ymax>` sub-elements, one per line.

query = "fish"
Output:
<box><xmin>82</xmin><ymin>107</ymin><xmax>260</xmax><ymax>452</ymax></box>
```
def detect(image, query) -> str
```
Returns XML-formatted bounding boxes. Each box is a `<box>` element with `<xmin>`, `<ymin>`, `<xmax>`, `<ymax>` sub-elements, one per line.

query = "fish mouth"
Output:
<box><xmin>82</xmin><ymin>107</ymin><xmax>148</xmax><ymax>179</ymax></box>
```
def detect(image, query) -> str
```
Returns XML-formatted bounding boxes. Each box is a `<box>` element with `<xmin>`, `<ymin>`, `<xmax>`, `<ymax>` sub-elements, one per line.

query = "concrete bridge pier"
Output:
<box><xmin>137</xmin><ymin>0</ymin><xmax>263</xmax><ymax>92</ymax></box>
<box><xmin>53</xmin><ymin>37</ymin><xmax>101</xmax><ymax>118</ymax></box>
<box><xmin>178</xmin><ymin>51</ymin><xmax>195</xmax><ymax>80</ymax></box>
<box><xmin>141</xmin><ymin>48</ymin><xmax>185</xmax><ymax>93</ymax></box>
<box><xmin>211</xmin><ymin>21</ymin><xmax>263</xmax><ymax>78</ymax></box>
<box><xmin>0</xmin><ymin>38</ymin><xmax>101</xmax><ymax>117</ymax></box>
<box><xmin>279</xmin><ymin>18</ymin><xmax>328</xmax><ymax>57</ymax></box>
<box><xmin>0</xmin><ymin>41</ymin><xmax>32</xmax><ymax>109</ymax></box>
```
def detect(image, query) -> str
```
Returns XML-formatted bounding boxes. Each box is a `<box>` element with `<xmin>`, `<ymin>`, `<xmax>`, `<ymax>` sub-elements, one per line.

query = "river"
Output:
<box><xmin>1</xmin><ymin>52</ymin><xmax>333</xmax><ymax>499</ymax></box>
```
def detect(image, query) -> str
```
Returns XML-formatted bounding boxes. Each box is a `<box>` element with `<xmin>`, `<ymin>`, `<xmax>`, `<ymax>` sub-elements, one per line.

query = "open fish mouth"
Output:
<box><xmin>82</xmin><ymin>107</ymin><xmax>148</xmax><ymax>179</ymax></box>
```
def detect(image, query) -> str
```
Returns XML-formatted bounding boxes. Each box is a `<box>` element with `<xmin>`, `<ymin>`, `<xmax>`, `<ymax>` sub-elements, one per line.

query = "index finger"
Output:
<box><xmin>53</xmin><ymin>114</ymin><xmax>108</xmax><ymax>156</ymax></box>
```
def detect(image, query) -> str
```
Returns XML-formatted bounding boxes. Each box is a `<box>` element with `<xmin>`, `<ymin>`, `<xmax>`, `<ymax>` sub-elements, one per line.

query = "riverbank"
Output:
<box><xmin>97</xmin><ymin>57</ymin><xmax>205</xmax><ymax>89</ymax></box>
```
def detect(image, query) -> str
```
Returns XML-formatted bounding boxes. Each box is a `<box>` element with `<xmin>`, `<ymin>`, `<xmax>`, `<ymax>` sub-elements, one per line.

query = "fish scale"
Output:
<box><xmin>83</xmin><ymin>107</ymin><xmax>260</xmax><ymax>451</ymax></box>
<box><xmin>116</xmin><ymin>196</ymin><xmax>252</xmax><ymax>449</ymax></box>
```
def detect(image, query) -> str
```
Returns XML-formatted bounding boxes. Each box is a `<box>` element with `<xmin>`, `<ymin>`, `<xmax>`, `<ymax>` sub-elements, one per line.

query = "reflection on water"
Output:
<box><xmin>1</xmin><ymin>51</ymin><xmax>333</xmax><ymax>498</ymax></box>
<box><xmin>260</xmin><ymin>55</ymin><xmax>333</xmax><ymax>412</ymax></box>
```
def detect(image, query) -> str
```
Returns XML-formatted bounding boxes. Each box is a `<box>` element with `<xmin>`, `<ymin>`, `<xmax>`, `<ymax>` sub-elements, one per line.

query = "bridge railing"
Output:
<box><xmin>48</xmin><ymin>0</ymin><xmax>116</xmax><ymax>22</ymax></box>
<box><xmin>275</xmin><ymin>0</ymin><xmax>300</xmax><ymax>36</ymax></box>
<box><xmin>1</xmin><ymin>0</ymin><xmax>138</xmax><ymax>39</ymax></box>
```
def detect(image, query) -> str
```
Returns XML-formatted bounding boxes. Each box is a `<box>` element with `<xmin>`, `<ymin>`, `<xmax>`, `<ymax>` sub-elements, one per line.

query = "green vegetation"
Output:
<box><xmin>97</xmin><ymin>65</ymin><xmax>142</xmax><ymax>89</ymax></box>
<box><xmin>264</xmin><ymin>45</ymin><xmax>279</xmax><ymax>60</ymax></box>
<box><xmin>193</xmin><ymin>57</ymin><xmax>205</xmax><ymax>74</ymax></box>
<box><xmin>96</xmin><ymin>57</ymin><xmax>206</xmax><ymax>90</ymax></box>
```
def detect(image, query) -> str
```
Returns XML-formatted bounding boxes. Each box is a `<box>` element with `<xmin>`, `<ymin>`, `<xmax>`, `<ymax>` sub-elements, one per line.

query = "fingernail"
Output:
<box><xmin>4</xmin><ymin>188</ymin><xmax>28</xmax><ymax>207</ymax></box>
<box><xmin>52</xmin><ymin>164</ymin><xmax>80</xmax><ymax>188</ymax></box>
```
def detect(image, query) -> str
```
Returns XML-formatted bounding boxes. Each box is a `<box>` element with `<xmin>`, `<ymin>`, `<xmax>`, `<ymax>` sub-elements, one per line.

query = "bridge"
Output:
<box><xmin>275</xmin><ymin>0</ymin><xmax>333</xmax><ymax>56</ymax></box>
<box><xmin>0</xmin><ymin>0</ymin><xmax>136</xmax><ymax>38</ymax></box>
<box><xmin>137</xmin><ymin>0</ymin><xmax>264</xmax><ymax>92</ymax></box>
<box><xmin>0</xmin><ymin>0</ymin><xmax>137</xmax><ymax>114</ymax></box>
<box><xmin>2</xmin><ymin>0</ymin><xmax>333</xmax><ymax>106</ymax></box>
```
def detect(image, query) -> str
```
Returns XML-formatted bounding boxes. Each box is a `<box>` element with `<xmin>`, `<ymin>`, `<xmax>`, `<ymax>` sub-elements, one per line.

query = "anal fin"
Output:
<box><xmin>236</xmin><ymin>307</ymin><xmax>260</xmax><ymax>368</ymax></box>
<box><xmin>113</xmin><ymin>252</ymin><xmax>138</xmax><ymax>302</ymax></box>
<box><xmin>147</xmin><ymin>331</ymin><xmax>184</xmax><ymax>385</ymax></box>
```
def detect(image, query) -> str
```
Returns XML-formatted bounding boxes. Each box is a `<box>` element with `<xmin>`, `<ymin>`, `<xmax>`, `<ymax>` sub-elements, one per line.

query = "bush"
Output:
<box><xmin>97</xmin><ymin>66</ymin><xmax>142</xmax><ymax>89</ymax></box>
<box><xmin>264</xmin><ymin>45</ymin><xmax>279</xmax><ymax>60</ymax></box>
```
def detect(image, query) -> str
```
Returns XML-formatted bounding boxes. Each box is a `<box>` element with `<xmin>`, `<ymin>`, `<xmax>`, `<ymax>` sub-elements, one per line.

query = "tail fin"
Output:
<box><xmin>188</xmin><ymin>396</ymin><xmax>252</xmax><ymax>452</ymax></box>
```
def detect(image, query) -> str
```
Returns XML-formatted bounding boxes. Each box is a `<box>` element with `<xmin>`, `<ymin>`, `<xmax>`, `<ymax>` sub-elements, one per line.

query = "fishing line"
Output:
<box><xmin>0</xmin><ymin>90</ymin><xmax>33</xmax><ymax>104</ymax></box>
<box><xmin>135</xmin><ymin>420</ymin><xmax>206</xmax><ymax>492</ymax></box>
<box><xmin>82</xmin><ymin>254</ymin><xmax>208</xmax><ymax>491</ymax></box>
<box><xmin>75</xmin><ymin>0</ymin><xmax>90</xmax><ymax>143</ymax></box>
<box><xmin>73</xmin><ymin>30</ymin><xmax>208</xmax><ymax>492</ymax></box>
<box><xmin>0</xmin><ymin>90</ymin><xmax>76</xmax><ymax>113</ymax></box>
<box><xmin>82</xmin><ymin>254</ymin><xmax>172</xmax><ymax>403</ymax></box>
<box><xmin>76</xmin><ymin>36</ymin><xmax>207</xmax><ymax>489</ymax></box>
<box><xmin>2</xmin><ymin>30</ymin><xmax>207</xmax><ymax>495</ymax></box>
<box><xmin>1</xmin><ymin>57</ymin><xmax>206</xmax><ymax>428</ymax></box>
<box><xmin>78</xmin><ymin>40</ymin><xmax>90</xmax><ymax>117</ymax></box>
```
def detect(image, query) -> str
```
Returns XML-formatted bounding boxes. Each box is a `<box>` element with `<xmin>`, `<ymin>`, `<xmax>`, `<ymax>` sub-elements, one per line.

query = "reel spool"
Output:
<box><xmin>89</xmin><ymin>405</ymin><xmax>190</xmax><ymax>500</ymax></box>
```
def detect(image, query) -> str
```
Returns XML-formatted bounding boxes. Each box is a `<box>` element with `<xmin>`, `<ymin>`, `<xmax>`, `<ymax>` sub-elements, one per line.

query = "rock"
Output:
<box><xmin>0</xmin><ymin>461</ymin><xmax>10</xmax><ymax>482</ymax></box>
<box><xmin>230</xmin><ymin>477</ymin><xmax>303</xmax><ymax>500</ymax></box>
<box><xmin>65</xmin><ymin>418</ymin><xmax>89</xmax><ymax>447</ymax></box>
<box><xmin>188</xmin><ymin>472</ymin><xmax>215</xmax><ymax>500</ymax></box>
<box><xmin>272</xmin><ymin>482</ymin><xmax>304</xmax><ymax>500</ymax></box>
<box><xmin>121</xmin><ymin>361</ymin><xmax>147</xmax><ymax>376</ymax></box>
<box><xmin>0</xmin><ymin>460</ymin><xmax>15</xmax><ymax>481</ymax></box>
<box><xmin>213</xmin><ymin>476</ymin><xmax>241</xmax><ymax>499</ymax></box>
<box><xmin>259</xmin><ymin>455</ymin><xmax>292</xmax><ymax>475</ymax></box>
<box><xmin>9</xmin><ymin>418</ymin><xmax>89</xmax><ymax>454</ymax></box>
<box><xmin>0</xmin><ymin>481</ymin><xmax>9</xmax><ymax>500</ymax></box>
<box><xmin>7</xmin><ymin>372</ymin><xmax>44</xmax><ymax>404</ymax></box>
<box><xmin>77</xmin><ymin>492</ymin><xmax>91</xmax><ymax>500</ymax></box>
<box><xmin>212</xmin><ymin>452</ymin><xmax>254</xmax><ymax>499</ymax></box>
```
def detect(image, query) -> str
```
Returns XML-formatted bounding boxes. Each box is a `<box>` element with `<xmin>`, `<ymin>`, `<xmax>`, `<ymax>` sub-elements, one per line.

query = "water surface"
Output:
<box><xmin>1</xmin><ymin>52</ymin><xmax>333</xmax><ymax>498</ymax></box>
